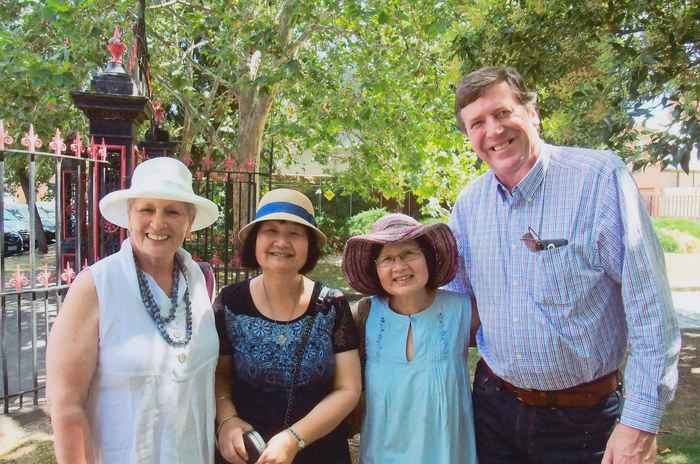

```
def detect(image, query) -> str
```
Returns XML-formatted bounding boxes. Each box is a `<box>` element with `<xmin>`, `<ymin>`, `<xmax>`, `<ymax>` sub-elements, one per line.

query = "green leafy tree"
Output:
<box><xmin>453</xmin><ymin>0</ymin><xmax>699</xmax><ymax>172</ymax></box>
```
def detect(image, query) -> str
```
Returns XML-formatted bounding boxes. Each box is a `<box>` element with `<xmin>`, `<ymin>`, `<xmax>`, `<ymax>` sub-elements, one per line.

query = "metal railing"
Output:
<box><xmin>0</xmin><ymin>121</ymin><xmax>108</xmax><ymax>413</ymax></box>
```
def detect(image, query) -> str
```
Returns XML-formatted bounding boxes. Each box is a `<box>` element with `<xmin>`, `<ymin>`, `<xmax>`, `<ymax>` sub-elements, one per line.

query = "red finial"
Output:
<box><xmin>99</xmin><ymin>138</ymin><xmax>108</xmax><ymax>161</ymax></box>
<box><xmin>21</xmin><ymin>125</ymin><xmax>43</xmax><ymax>153</ymax></box>
<box><xmin>9</xmin><ymin>265</ymin><xmax>29</xmax><ymax>292</ymax></box>
<box><xmin>0</xmin><ymin>120</ymin><xmax>13</xmax><ymax>150</ymax></box>
<box><xmin>70</xmin><ymin>133</ymin><xmax>84</xmax><ymax>157</ymax></box>
<box><xmin>107</xmin><ymin>26</ymin><xmax>127</xmax><ymax>64</ymax></box>
<box><xmin>49</xmin><ymin>128</ymin><xmax>67</xmax><ymax>156</ymax></box>
<box><xmin>61</xmin><ymin>262</ymin><xmax>76</xmax><ymax>285</ymax></box>
<box><xmin>152</xmin><ymin>101</ymin><xmax>166</xmax><ymax>125</ymax></box>
<box><xmin>201</xmin><ymin>154</ymin><xmax>214</xmax><ymax>171</ymax></box>
<box><xmin>37</xmin><ymin>265</ymin><xmax>52</xmax><ymax>288</ymax></box>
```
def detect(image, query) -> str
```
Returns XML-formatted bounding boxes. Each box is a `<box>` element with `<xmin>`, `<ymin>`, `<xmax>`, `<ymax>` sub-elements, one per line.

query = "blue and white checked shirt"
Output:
<box><xmin>447</xmin><ymin>142</ymin><xmax>680</xmax><ymax>433</ymax></box>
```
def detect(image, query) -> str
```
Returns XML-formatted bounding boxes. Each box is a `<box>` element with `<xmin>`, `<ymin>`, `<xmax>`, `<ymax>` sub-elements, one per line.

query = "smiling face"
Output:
<box><xmin>375</xmin><ymin>240</ymin><xmax>430</xmax><ymax>299</ymax></box>
<box><xmin>127</xmin><ymin>198</ymin><xmax>195</xmax><ymax>263</ymax></box>
<box><xmin>255</xmin><ymin>220</ymin><xmax>310</xmax><ymax>275</ymax></box>
<box><xmin>459</xmin><ymin>81</ymin><xmax>541</xmax><ymax>189</ymax></box>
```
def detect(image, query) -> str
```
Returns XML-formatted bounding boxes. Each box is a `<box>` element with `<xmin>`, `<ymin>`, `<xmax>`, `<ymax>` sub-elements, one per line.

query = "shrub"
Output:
<box><xmin>316</xmin><ymin>210</ymin><xmax>348</xmax><ymax>254</ymax></box>
<box><xmin>345</xmin><ymin>208</ymin><xmax>388</xmax><ymax>237</ymax></box>
<box><xmin>656</xmin><ymin>229</ymin><xmax>680</xmax><ymax>253</ymax></box>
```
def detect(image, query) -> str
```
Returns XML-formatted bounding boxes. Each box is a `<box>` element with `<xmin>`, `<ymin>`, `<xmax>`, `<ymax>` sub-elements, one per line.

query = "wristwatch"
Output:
<box><xmin>287</xmin><ymin>427</ymin><xmax>305</xmax><ymax>450</ymax></box>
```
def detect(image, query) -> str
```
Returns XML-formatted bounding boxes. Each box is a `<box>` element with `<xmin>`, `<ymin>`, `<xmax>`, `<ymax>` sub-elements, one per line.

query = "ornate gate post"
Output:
<box><xmin>70</xmin><ymin>26</ymin><xmax>149</xmax><ymax>261</ymax></box>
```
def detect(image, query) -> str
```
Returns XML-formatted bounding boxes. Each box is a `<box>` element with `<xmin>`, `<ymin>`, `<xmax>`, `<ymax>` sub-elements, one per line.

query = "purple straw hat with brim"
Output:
<box><xmin>342</xmin><ymin>213</ymin><xmax>459</xmax><ymax>295</ymax></box>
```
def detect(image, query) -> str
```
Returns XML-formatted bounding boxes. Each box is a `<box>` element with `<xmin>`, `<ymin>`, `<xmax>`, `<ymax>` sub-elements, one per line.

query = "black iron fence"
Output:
<box><xmin>0</xmin><ymin>121</ymin><xmax>109</xmax><ymax>413</ymax></box>
<box><xmin>187</xmin><ymin>157</ymin><xmax>273</xmax><ymax>288</ymax></box>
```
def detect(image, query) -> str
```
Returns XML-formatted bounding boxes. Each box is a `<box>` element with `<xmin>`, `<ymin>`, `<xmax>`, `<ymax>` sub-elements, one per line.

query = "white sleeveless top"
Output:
<box><xmin>87</xmin><ymin>239</ymin><xmax>219</xmax><ymax>463</ymax></box>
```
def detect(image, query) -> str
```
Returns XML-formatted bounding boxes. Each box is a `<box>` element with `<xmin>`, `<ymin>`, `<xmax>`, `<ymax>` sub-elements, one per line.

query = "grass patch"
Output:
<box><xmin>653</xmin><ymin>218</ymin><xmax>700</xmax><ymax>241</ymax></box>
<box><xmin>0</xmin><ymin>440</ymin><xmax>55</xmax><ymax>464</ymax></box>
<box><xmin>657</xmin><ymin>229</ymin><xmax>681</xmax><ymax>253</ymax></box>
<box><xmin>658</xmin><ymin>432</ymin><xmax>700</xmax><ymax>464</ymax></box>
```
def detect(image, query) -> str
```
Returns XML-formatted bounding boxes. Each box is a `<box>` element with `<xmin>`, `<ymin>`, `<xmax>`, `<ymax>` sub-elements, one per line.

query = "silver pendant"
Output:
<box><xmin>177</xmin><ymin>353</ymin><xmax>187</xmax><ymax>364</ymax></box>
<box><xmin>276</xmin><ymin>334</ymin><xmax>287</xmax><ymax>346</ymax></box>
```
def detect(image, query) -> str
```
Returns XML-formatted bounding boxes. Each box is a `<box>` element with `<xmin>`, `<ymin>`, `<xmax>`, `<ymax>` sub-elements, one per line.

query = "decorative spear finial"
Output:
<box><xmin>107</xmin><ymin>26</ymin><xmax>127</xmax><ymax>64</ymax></box>
<box><xmin>0</xmin><ymin>120</ymin><xmax>13</xmax><ymax>150</ymax></box>
<box><xmin>21</xmin><ymin>125</ymin><xmax>43</xmax><ymax>153</ymax></box>
<box><xmin>49</xmin><ymin>128</ymin><xmax>67</xmax><ymax>156</ymax></box>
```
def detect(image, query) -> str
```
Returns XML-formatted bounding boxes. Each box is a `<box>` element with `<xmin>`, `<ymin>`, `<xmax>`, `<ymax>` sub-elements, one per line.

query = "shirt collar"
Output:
<box><xmin>494</xmin><ymin>143</ymin><xmax>551</xmax><ymax>203</ymax></box>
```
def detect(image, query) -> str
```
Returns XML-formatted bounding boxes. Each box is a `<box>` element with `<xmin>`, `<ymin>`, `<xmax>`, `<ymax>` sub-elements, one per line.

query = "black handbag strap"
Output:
<box><xmin>283</xmin><ymin>285</ymin><xmax>331</xmax><ymax>427</ymax></box>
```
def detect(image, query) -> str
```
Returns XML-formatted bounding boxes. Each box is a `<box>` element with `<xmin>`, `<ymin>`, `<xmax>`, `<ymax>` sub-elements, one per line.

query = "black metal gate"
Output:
<box><xmin>0</xmin><ymin>122</ymin><xmax>124</xmax><ymax>413</ymax></box>
<box><xmin>187</xmin><ymin>152</ymin><xmax>273</xmax><ymax>287</ymax></box>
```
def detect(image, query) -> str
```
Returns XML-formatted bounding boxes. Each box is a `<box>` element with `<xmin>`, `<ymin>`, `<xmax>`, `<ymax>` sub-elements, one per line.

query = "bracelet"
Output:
<box><xmin>216</xmin><ymin>414</ymin><xmax>238</xmax><ymax>438</ymax></box>
<box><xmin>287</xmin><ymin>426</ymin><xmax>306</xmax><ymax>450</ymax></box>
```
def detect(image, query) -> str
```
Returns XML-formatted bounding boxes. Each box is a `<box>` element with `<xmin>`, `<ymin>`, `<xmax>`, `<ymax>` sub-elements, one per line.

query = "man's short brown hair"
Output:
<box><xmin>455</xmin><ymin>66</ymin><xmax>537</xmax><ymax>133</ymax></box>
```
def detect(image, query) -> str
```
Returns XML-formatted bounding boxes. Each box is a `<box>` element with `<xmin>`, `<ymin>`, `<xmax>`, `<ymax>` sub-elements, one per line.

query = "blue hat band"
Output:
<box><xmin>256</xmin><ymin>201</ymin><xmax>316</xmax><ymax>226</ymax></box>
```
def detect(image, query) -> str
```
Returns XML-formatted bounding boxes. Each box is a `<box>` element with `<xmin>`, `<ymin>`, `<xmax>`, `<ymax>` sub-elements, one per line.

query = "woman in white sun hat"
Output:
<box><xmin>213</xmin><ymin>188</ymin><xmax>361</xmax><ymax>464</ymax></box>
<box><xmin>47</xmin><ymin>157</ymin><xmax>220</xmax><ymax>464</ymax></box>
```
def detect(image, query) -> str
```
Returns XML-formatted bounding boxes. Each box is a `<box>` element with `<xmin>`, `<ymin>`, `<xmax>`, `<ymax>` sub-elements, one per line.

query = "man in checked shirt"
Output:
<box><xmin>446</xmin><ymin>66</ymin><xmax>680</xmax><ymax>463</ymax></box>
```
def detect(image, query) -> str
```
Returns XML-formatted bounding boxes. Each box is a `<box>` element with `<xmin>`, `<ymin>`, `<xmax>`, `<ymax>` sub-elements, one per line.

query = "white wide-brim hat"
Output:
<box><xmin>99</xmin><ymin>157</ymin><xmax>219</xmax><ymax>232</ymax></box>
<box><xmin>238</xmin><ymin>188</ymin><xmax>326</xmax><ymax>245</ymax></box>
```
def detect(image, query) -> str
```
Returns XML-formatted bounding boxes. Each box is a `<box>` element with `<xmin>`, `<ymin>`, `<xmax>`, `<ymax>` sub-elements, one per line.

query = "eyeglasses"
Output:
<box><xmin>521</xmin><ymin>226</ymin><xmax>568</xmax><ymax>252</ymax></box>
<box><xmin>375</xmin><ymin>248</ymin><xmax>424</xmax><ymax>269</ymax></box>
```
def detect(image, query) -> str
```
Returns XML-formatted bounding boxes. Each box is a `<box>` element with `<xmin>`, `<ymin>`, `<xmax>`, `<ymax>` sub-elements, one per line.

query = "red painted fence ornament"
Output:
<box><xmin>61</xmin><ymin>262</ymin><xmax>76</xmax><ymax>285</ymax></box>
<box><xmin>107</xmin><ymin>26</ymin><xmax>127</xmax><ymax>65</ymax></box>
<box><xmin>70</xmin><ymin>133</ymin><xmax>85</xmax><ymax>157</ymax></box>
<box><xmin>9</xmin><ymin>265</ymin><xmax>29</xmax><ymax>292</ymax></box>
<box><xmin>21</xmin><ymin>125</ymin><xmax>43</xmax><ymax>153</ymax></box>
<box><xmin>0</xmin><ymin>120</ymin><xmax>13</xmax><ymax>150</ymax></box>
<box><xmin>49</xmin><ymin>128</ymin><xmax>67</xmax><ymax>156</ymax></box>
<box><xmin>37</xmin><ymin>265</ymin><xmax>52</xmax><ymax>288</ymax></box>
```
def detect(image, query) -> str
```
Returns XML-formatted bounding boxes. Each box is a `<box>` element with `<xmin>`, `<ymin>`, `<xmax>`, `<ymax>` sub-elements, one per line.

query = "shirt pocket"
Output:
<box><xmin>533</xmin><ymin>244</ymin><xmax>600</xmax><ymax>308</ymax></box>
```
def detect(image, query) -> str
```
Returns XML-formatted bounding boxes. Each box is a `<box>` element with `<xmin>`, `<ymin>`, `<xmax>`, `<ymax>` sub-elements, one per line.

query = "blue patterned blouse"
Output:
<box><xmin>215</xmin><ymin>280</ymin><xmax>358</xmax><ymax>464</ymax></box>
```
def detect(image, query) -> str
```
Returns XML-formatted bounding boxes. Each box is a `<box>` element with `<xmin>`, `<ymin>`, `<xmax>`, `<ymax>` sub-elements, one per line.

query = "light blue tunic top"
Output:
<box><xmin>360</xmin><ymin>290</ymin><xmax>477</xmax><ymax>463</ymax></box>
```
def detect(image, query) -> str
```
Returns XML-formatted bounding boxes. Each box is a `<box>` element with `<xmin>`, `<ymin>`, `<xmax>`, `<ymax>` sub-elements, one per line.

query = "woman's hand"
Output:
<box><xmin>218</xmin><ymin>417</ymin><xmax>254</xmax><ymax>464</ymax></box>
<box><xmin>255</xmin><ymin>430</ymin><xmax>299</xmax><ymax>464</ymax></box>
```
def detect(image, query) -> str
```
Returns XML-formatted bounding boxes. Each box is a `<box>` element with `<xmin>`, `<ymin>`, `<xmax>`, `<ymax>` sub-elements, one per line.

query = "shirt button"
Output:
<box><xmin>516</xmin><ymin>354</ymin><xmax>523</xmax><ymax>359</ymax></box>
<box><xmin>513</xmin><ymin>317</ymin><xmax>519</xmax><ymax>323</ymax></box>
<box><xmin>513</xmin><ymin>281</ymin><xmax>519</xmax><ymax>287</ymax></box>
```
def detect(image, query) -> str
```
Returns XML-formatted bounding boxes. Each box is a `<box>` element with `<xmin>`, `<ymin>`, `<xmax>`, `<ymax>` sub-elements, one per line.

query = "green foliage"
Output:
<box><xmin>653</xmin><ymin>218</ymin><xmax>700</xmax><ymax>241</ymax></box>
<box><xmin>345</xmin><ymin>208</ymin><xmax>387</xmax><ymax>237</ymax></box>
<box><xmin>453</xmin><ymin>1</ymin><xmax>700</xmax><ymax>171</ymax></box>
<box><xmin>315</xmin><ymin>210</ymin><xmax>348</xmax><ymax>254</ymax></box>
<box><xmin>655</xmin><ymin>229</ymin><xmax>680</xmax><ymax>253</ymax></box>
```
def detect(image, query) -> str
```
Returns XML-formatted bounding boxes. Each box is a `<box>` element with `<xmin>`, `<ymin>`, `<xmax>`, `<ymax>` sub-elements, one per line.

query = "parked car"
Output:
<box><xmin>3</xmin><ymin>214</ymin><xmax>30</xmax><ymax>250</ymax></box>
<box><xmin>3</xmin><ymin>231</ymin><xmax>23</xmax><ymax>255</ymax></box>
<box><xmin>36</xmin><ymin>202</ymin><xmax>57</xmax><ymax>241</ymax></box>
<box><xmin>4</xmin><ymin>203</ymin><xmax>55</xmax><ymax>244</ymax></box>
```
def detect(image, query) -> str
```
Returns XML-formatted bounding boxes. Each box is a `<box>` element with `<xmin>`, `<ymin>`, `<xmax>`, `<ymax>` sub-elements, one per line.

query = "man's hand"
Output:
<box><xmin>602</xmin><ymin>423</ymin><xmax>657</xmax><ymax>463</ymax></box>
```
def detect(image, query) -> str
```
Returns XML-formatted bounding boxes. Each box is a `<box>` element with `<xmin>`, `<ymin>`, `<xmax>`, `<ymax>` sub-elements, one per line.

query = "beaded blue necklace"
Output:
<box><xmin>135</xmin><ymin>254</ymin><xmax>193</xmax><ymax>346</ymax></box>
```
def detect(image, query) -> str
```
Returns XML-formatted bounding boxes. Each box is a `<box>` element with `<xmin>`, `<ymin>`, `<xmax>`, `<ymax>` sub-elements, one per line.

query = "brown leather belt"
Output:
<box><xmin>478</xmin><ymin>360</ymin><xmax>620</xmax><ymax>408</ymax></box>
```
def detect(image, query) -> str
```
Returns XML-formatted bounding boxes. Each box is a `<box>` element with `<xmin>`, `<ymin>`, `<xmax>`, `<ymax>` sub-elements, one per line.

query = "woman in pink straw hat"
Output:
<box><xmin>214</xmin><ymin>189</ymin><xmax>361</xmax><ymax>464</ymax></box>
<box><xmin>342</xmin><ymin>213</ymin><xmax>478</xmax><ymax>463</ymax></box>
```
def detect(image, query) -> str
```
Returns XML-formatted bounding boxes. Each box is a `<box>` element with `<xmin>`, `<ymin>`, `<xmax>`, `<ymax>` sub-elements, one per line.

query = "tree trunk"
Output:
<box><xmin>232</xmin><ymin>85</ymin><xmax>276</xmax><ymax>232</ymax></box>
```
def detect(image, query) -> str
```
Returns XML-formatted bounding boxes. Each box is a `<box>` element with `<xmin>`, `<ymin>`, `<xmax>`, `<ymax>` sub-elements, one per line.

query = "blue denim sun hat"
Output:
<box><xmin>238</xmin><ymin>188</ymin><xmax>327</xmax><ymax>246</ymax></box>
<box><xmin>341</xmin><ymin>213</ymin><xmax>458</xmax><ymax>295</ymax></box>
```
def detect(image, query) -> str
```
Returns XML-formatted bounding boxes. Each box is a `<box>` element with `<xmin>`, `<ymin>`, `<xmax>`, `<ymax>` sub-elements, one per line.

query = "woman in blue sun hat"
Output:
<box><xmin>214</xmin><ymin>189</ymin><xmax>361</xmax><ymax>464</ymax></box>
